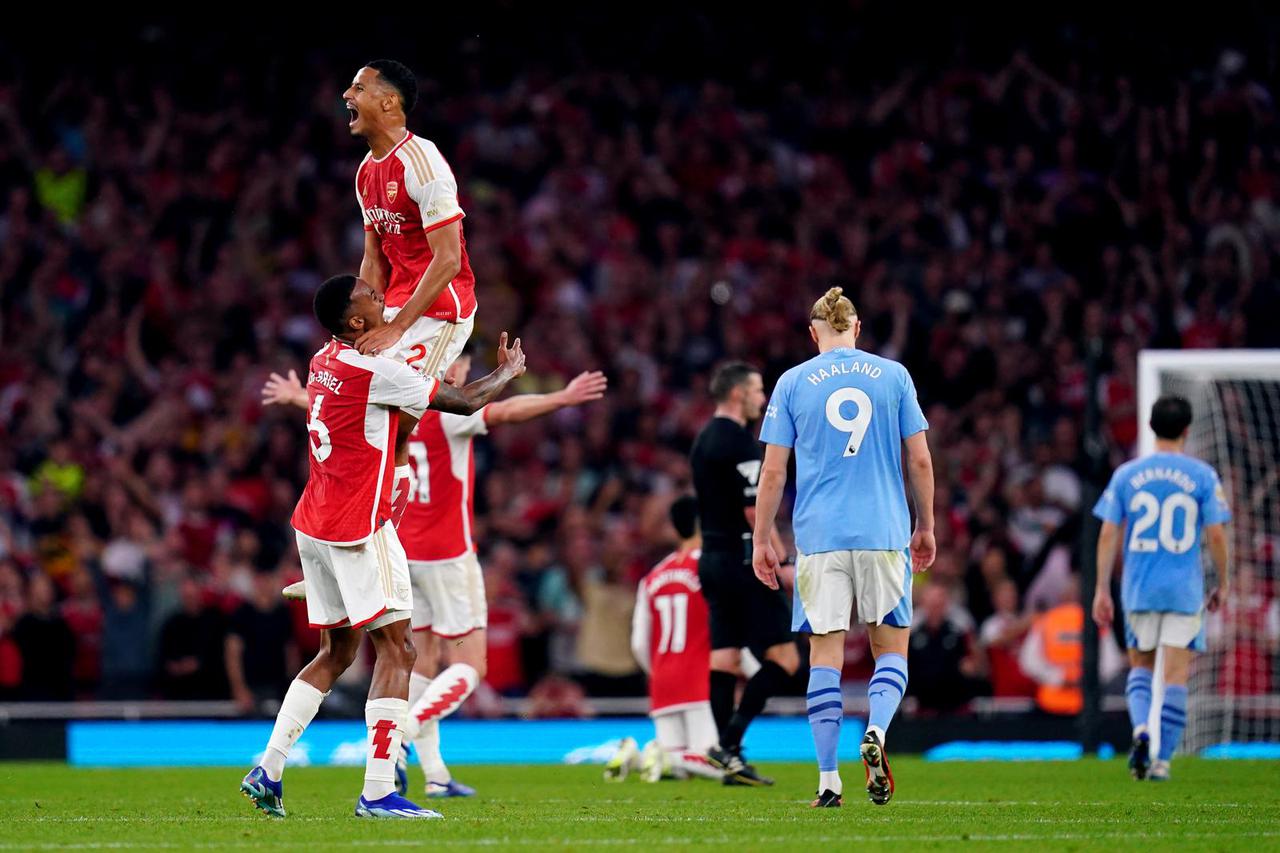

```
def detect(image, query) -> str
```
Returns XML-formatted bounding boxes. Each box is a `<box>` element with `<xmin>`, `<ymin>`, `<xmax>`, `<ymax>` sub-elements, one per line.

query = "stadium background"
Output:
<box><xmin>1</xmin><ymin>6</ymin><xmax>1278</xmax><ymax>763</ymax></box>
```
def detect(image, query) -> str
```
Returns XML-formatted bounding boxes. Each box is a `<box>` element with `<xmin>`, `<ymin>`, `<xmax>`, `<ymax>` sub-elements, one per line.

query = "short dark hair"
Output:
<box><xmin>366</xmin><ymin>59</ymin><xmax>418</xmax><ymax>114</ymax></box>
<box><xmin>1150</xmin><ymin>395</ymin><xmax>1193</xmax><ymax>439</ymax></box>
<box><xmin>314</xmin><ymin>274</ymin><xmax>358</xmax><ymax>335</ymax></box>
<box><xmin>669</xmin><ymin>495</ymin><xmax>699</xmax><ymax>540</ymax></box>
<box><xmin>709</xmin><ymin>361</ymin><xmax>759</xmax><ymax>402</ymax></box>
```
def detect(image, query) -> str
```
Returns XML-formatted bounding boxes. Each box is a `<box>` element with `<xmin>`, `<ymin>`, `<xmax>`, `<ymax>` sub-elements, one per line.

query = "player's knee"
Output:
<box><xmin>317</xmin><ymin>640</ymin><xmax>359</xmax><ymax>675</ymax></box>
<box><xmin>710</xmin><ymin>649</ymin><xmax>741</xmax><ymax>672</ymax></box>
<box><xmin>399</xmin><ymin>634</ymin><xmax>418</xmax><ymax>671</ymax></box>
<box><xmin>766</xmin><ymin>642</ymin><xmax>800</xmax><ymax>675</ymax></box>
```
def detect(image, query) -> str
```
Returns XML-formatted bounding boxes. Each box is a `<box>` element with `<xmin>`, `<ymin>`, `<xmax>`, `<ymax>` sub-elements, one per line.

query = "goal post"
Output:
<box><xmin>1135</xmin><ymin>349</ymin><xmax>1280</xmax><ymax>755</ymax></box>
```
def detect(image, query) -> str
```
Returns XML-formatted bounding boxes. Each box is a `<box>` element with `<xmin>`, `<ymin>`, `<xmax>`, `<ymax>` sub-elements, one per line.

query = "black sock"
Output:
<box><xmin>710</xmin><ymin>669</ymin><xmax>737</xmax><ymax>739</ymax></box>
<box><xmin>722</xmin><ymin>661</ymin><xmax>791</xmax><ymax>750</ymax></box>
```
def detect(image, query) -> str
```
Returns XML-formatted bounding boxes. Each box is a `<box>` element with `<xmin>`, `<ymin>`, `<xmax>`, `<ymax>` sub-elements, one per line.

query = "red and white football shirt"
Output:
<box><xmin>397</xmin><ymin>407</ymin><xmax>489</xmax><ymax>562</ymax></box>
<box><xmin>631</xmin><ymin>548</ymin><xmax>711</xmax><ymax>714</ymax></box>
<box><xmin>355</xmin><ymin>132</ymin><xmax>476</xmax><ymax>321</ymax></box>
<box><xmin>291</xmin><ymin>339</ymin><xmax>439</xmax><ymax>545</ymax></box>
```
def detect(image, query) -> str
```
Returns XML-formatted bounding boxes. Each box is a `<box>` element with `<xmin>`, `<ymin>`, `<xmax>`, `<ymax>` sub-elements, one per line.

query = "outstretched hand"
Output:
<box><xmin>560</xmin><ymin>371</ymin><xmax>607</xmax><ymax>405</ymax></box>
<box><xmin>262</xmin><ymin>370</ymin><xmax>306</xmax><ymax>408</ymax></box>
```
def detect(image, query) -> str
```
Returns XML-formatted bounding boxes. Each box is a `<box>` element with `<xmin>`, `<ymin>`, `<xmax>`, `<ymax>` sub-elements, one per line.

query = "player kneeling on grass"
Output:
<box><xmin>752</xmin><ymin>288</ymin><xmax>935</xmax><ymax>808</ymax></box>
<box><xmin>606</xmin><ymin>496</ymin><xmax>724</xmax><ymax>783</ymax></box>
<box><xmin>1092</xmin><ymin>395</ymin><xmax>1231</xmax><ymax>782</ymax></box>
<box><xmin>240</xmin><ymin>274</ymin><xmax>524</xmax><ymax>819</ymax></box>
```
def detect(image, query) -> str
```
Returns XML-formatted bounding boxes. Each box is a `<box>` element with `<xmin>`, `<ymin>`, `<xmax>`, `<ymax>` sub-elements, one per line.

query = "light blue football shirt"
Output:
<box><xmin>759</xmin><ymin>347</ymin><xmax>928</xmax><ymax>554</ymax></box>
<box><xmin>1092</xmin><ymin>451</ymin><xmax>1232</xmax><ymax>614</ymax></box>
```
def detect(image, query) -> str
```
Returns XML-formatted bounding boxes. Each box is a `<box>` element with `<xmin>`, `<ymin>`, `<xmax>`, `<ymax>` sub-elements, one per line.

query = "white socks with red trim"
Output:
<box><xmin>262</xmin><ymin>679</ymin><xmax>326</xmax><ymax>782</ymax></box>
<box><xmin>391</xmin><ymin>465</ymin><xmax>415</xmax><ymax>527</ymax></box>
<box><xmin>403</xmin><ymin>663</ymin><xmax>479</xmax><ymax>741</ymax></box>
<box><xmin>362</xmin><ymin>697</ymin><xmax>408</xmax><ymax>801</ymax></box>
<box><xmin>408</xmin><ymin>673</ymin><xmax>450</xmax><ymax>785</ymax></box>
<box><xmin>673</xmin><ymin>750</ymin><xmax>723</xmax><ymax>781</ymax></box>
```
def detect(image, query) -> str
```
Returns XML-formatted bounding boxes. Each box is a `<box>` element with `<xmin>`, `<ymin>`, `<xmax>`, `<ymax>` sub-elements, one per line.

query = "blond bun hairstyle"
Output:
<box><xmin>810</xmin><ymin>287</ymin><xmax>857</xmax><ymax>333</ymax></box>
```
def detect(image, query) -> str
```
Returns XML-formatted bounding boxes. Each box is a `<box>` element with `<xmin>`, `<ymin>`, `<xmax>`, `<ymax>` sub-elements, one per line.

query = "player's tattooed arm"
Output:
<box><xmin>429</xmin><ymin>332</ymin><xmax>526</xmax><ymax>416</ymax></box>
<box><xmin>262</xmin><ymin>370</ymin><xmax>308</xmax><ymax>410</ymax></box>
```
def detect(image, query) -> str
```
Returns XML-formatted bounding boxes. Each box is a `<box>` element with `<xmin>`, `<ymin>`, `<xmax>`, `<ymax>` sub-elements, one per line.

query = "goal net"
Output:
<box><xmin>1136</xmin><ymin>350</ymin><xmax>1280</xmax><ymax>755</ymax></box>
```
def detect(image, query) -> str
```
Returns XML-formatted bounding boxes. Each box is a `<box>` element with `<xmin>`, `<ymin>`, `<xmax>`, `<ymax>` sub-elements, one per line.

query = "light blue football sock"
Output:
<box><xmin>867</xmin><ymin>653</ymin><xmax>908</xmax><ymax>737</ymax></box>
<box><xmin>1125</xmin><ymin>667</ymin><xmax>1153</xmax><ymax>734</ymax></box>
<box><xmin>806</xmin><ymin>666</ymin><xmax>843</xmax><ymax>772</ymax></box>
<box><xmin>1158</xmin><ymin>684</ymin><xmax>1188</xmax><ymax>761</ymax></box>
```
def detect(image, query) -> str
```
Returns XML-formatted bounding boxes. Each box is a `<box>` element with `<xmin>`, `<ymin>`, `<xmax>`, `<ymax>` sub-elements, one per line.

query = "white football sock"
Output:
<box><xmin>362</xmin><ymin>697</ymin><xmax>408</xmax><ymax>801</ymax></box>
<box><xmin>403</xmin><ymin>663</ymin><xmax>479</xmax><ymax>740</ymax></box>
<box><xmin>262</xmin><ymin>679</ymin><xmax>326</xmax><ymax>781</ymax></box>
<box><xmin>819</xmin><ymin>769</ymin><xmax>843</xmax><ymax>795</ymax></box>
<box><xmin>416</xmin><ymin>718</ymin><xmax>450</xmax><ymax>786</ymax></box>
<box><xmin>409</xmin><ymin>672</ymin><xmax>431</xmax><ymax>707</ymax></box>
<box><xmin>672</xmin><ymin>750</ymin><xmax>722</xmax><ymax>781</ymax></box>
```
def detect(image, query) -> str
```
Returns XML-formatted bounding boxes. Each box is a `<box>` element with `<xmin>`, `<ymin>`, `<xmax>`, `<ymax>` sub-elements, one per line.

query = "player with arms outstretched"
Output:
<box><xmin>239</xmin><ymin>274</ymin><xmax>524</xmax><ymax>820</ymax></box>
<box><xmin>265</xmin><ymin>355</ymin><xmax>607</xmax><ymax>798</ymax></box>
<box><xmin>753</xmin><ymin>288</ymin><xmax>935</xmax><ymax>808</ymax></box>
<box><xmin>275</xmin><ymin>58</ymin><xmax>479</xmax><ymax>622</ymax></box>
<box><xmin>1092</xmin><ymin>395</ymin><xmax>1231</xmax><ymax>782</ymax></box>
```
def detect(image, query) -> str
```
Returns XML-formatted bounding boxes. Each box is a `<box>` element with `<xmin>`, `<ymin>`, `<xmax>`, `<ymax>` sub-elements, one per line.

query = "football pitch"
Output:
<box><xmin>1</xmin><ymin>760</ymin><xmax>1277</xmax><ymax>851</ymax></box>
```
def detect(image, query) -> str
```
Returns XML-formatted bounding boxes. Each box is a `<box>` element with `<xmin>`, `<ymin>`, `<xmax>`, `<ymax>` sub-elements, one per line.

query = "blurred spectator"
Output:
<box><xmin>570</xmin><ymin>527</ymin><xmax>644</xmax><ymax>697</ymax></box>
<box><xmin>908</xmin><ymin>584</ymin><xmax>986</xmax><ymax>712</ymax></box>
<box><xmin>225</xmin><ymin>570</ymin><xmax>297</xmax><ymax>713</ymax></box>
<box><xmin>483</xmin><ymin>542</ymin><xmax>536</xmax><ymax>695</ymax></box>
<box><xmin>13</xmin><ymin>573</ymin><xmax>74</xmax><ymax>699</ymax></box>
<box><xmin>60</xmin><ymin>568</ymin><xmax>103</xmax><ymax>695</ymax></box>
<box><xmin>157</xmin><ymin>578</ymin><xmax>228</xmax><ymax>700</ymax></box>
<box><xmin>977</xmin><ymin>578</ymin><xmax>1037</xmax><ymax>699</ymax></box>
<box><xmin>1019</xmin><ymin>575</ymin><xmax>1123</xmax><ymax>714</ymax></box>
<box><xmin>0</xmin><ymin>16</ymin><xmax>1278</xmax><ymax>705</ymax></box>
<box><xmin>98</xmin><ymin>573</ymin><xmax>153</xmax><ymax>700</ymax></box>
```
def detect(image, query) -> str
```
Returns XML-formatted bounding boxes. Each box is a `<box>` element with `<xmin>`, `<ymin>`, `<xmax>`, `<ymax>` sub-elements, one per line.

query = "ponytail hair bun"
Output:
<box><xmin>810</xmin><ymin>286</ymin><xmax>856</xmax><ymax>333</ymax></box>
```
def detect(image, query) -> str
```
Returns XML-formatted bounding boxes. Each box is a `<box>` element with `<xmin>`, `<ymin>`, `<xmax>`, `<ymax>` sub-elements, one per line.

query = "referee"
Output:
<box><xmin>690</xmin><ymin>361</ymin><xmax>799</xmax><ymax>786</ymax></box>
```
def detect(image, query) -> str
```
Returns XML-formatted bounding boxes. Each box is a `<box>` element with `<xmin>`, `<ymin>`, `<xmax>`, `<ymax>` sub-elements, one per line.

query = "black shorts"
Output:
<box><xmin>698</xmin><ymin>544</ymin><xmax>793</xmax><ymax>654</ymax></box>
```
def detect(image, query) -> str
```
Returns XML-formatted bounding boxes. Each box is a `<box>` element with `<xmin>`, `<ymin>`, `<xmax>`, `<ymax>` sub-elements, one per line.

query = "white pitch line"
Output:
<box><xmin>3</xmin><ymin>831</ymin><xmax>1280</xmax><ymax>850</ymax></box>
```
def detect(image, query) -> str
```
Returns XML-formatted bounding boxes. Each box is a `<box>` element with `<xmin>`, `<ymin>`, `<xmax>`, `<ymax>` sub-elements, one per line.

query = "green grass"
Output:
<box><xmin>0</xmin><ymin>760</ymin><xmax>1277</xmax><ymax>851</ymax></box>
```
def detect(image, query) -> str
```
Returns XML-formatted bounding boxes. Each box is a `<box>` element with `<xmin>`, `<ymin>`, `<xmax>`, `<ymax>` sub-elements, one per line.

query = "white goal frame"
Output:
<box><xmin>1135</xmin><ymin>349</ymin><xmax>1280</xmax><ymax>755</ymax></box>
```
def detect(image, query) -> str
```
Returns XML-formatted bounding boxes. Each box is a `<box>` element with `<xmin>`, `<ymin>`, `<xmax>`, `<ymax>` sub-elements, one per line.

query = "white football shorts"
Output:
<box><xmin>409</xmin><ymin>551</ymin><xmax>488</xmax><ymax>638</ymax></box>
<box><xmin>1124</xmin><ymin>610</ymin><xmax>1207</xmax><ymax>653</ymax></box>
<box><xmin>296</xmin><ymin>521</ymin><xmax>412</xmax><ymax>631</ymax></box>
<box><xmin>383</xmin><ymin>307</ymin><xmax>475</xmax><ymax>378</ymax></box>
<box><xmin>793</xmin><ymin>548</ymin><xmax>913</xmax><ymax>634</ymax></box>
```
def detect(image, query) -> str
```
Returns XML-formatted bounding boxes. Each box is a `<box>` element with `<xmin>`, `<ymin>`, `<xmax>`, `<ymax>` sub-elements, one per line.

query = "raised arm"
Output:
<box><xmin>429</xmin><ymin>332</ymin><xmax>526</xmax><ymax>416</ymax></box>
<box><xmin>751</xmin><ymin>443</ymin><xmax>792</xmax><ymax>590</ymax></box>
<box><xmin>484</xmin><ymin>371</ymin><xmax>607</xmax><ymax>426</ymax></box>
<box><xmin>904</xmin><ymin>431</ymin><xmax>936</xmax><ymax>570</ymax></box>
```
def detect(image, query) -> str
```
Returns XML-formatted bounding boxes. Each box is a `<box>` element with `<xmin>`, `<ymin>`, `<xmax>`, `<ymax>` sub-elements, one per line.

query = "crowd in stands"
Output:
<box><xmin>2</xmin><ymin>15</ymin><xmax>1278</xmax><ymax>713</ymax></box>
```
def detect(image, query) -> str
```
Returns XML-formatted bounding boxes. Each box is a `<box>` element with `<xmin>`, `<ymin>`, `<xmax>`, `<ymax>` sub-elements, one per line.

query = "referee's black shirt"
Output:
<box><xmin>689</xmin><ymin>416</ymin><xmax>761</xmax><ymax>553</ymax></box>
